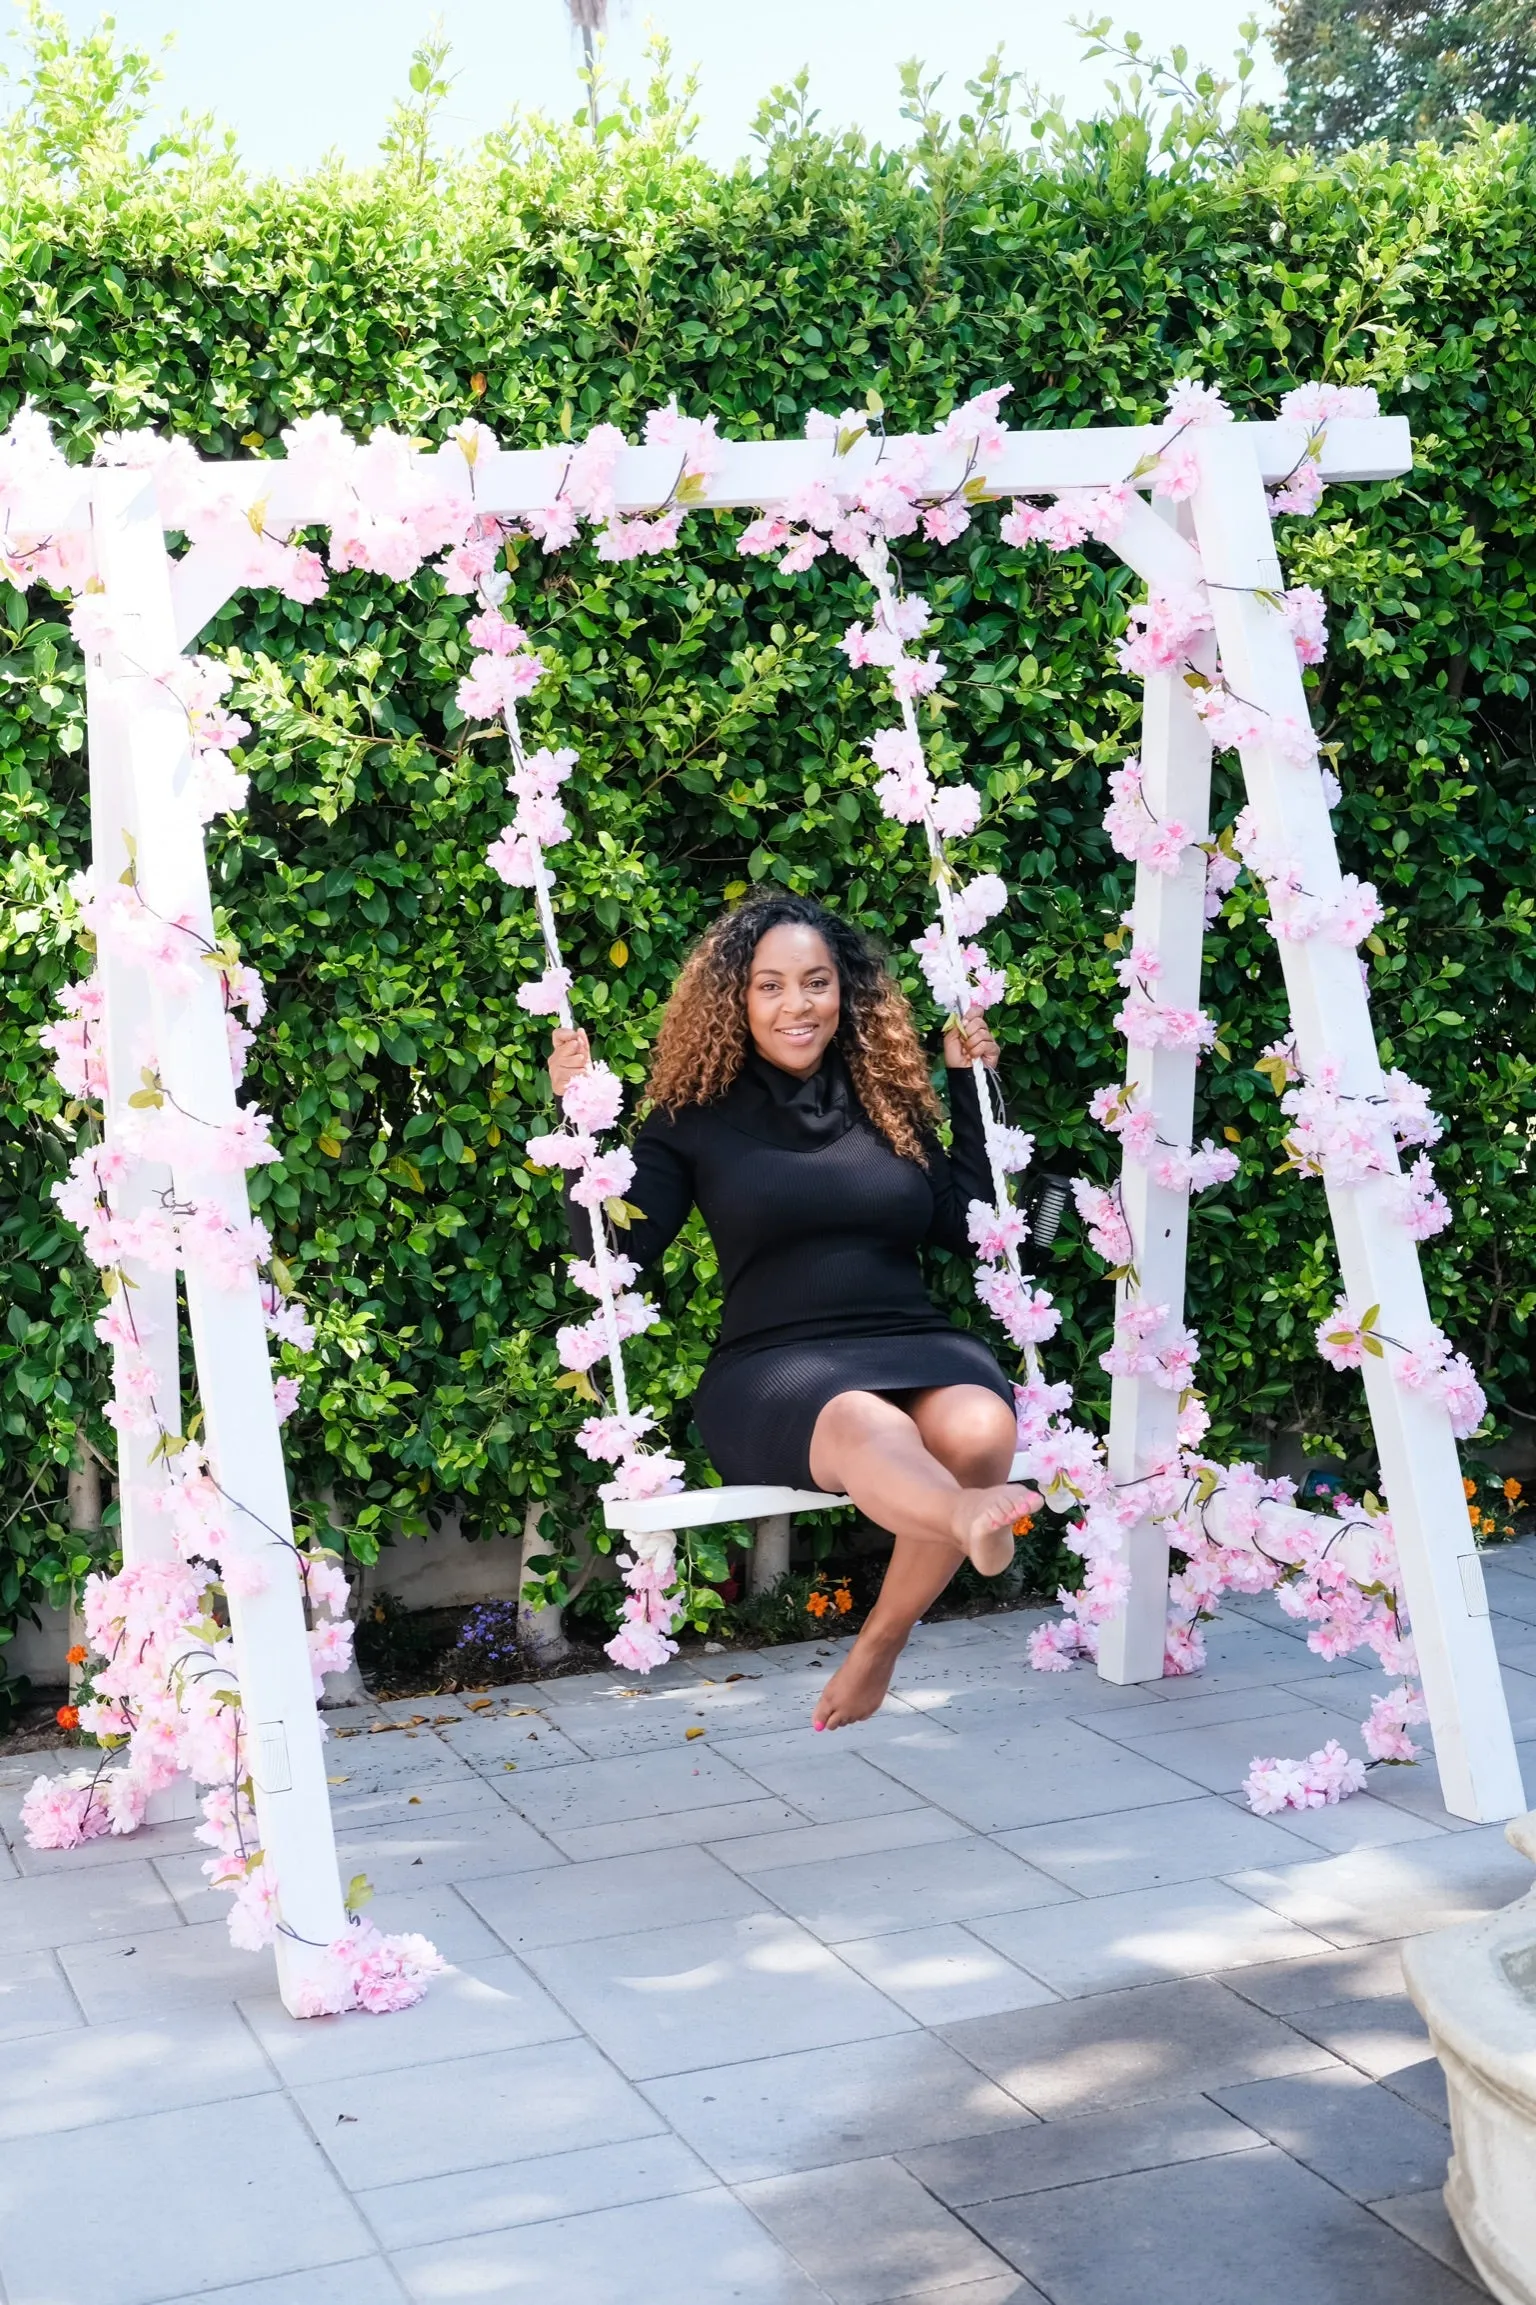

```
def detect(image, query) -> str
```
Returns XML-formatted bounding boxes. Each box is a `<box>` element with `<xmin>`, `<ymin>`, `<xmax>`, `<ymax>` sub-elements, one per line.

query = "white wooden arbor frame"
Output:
<box><xmin>83</xmin><ymin>411</ymin><xmax>1521</xmax><ymax>2014</ymax></box>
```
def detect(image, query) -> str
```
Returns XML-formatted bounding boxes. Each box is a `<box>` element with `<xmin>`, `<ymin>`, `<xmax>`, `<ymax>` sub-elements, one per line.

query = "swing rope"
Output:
<box><xmin>861</xmin><ymin>540</ymin><xmax>1043</xmax><ymax>1384</ymax></box>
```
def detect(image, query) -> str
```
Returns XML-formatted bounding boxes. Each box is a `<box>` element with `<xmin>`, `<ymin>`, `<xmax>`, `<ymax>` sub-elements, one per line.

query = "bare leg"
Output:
<box><xmin>811</xmin><ymin>1386</ymin><xmax>1029</xmax><ymax>1731</ymax></box>
<box><xmin>807</xmin><ymin>1390</ymin><xmax>1035</xmax><ymax>1572</ymax></box>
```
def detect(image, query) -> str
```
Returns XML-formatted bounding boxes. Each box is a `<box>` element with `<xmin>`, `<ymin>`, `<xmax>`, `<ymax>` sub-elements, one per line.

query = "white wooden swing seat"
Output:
<box><xmin>602</xmin><ymin>1455</ymin><xmax>1034</xmax><ymax>1590</ymax></box>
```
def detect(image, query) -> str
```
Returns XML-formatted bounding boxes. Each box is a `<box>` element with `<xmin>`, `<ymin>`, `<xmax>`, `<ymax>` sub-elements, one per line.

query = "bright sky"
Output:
<box><xmin>40</xmin><ymin>0</ymin><xmax>1282</xmax><ymax>173</ymax></box>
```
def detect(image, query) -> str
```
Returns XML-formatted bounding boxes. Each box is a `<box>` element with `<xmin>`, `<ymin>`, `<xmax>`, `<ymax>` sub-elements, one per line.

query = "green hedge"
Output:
<box><xmin>3</xmin><ymin>60</ymin><xmax>1535</xmax><ymax>1703</ymax></box>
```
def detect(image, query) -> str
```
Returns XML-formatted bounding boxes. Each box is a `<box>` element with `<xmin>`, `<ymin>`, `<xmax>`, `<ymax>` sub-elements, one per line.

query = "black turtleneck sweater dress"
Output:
<box><xmin>565</xmin><ymin>1046</ymin><xmax>1015</xmax><ymax>1489</ymax></box>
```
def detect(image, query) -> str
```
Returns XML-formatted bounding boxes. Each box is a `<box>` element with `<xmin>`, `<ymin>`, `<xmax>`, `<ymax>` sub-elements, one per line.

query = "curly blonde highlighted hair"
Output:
<box><xmin>646</xmin><ymin>894</ymin><xmax>941</xmax><ymax>1163</ymax></box>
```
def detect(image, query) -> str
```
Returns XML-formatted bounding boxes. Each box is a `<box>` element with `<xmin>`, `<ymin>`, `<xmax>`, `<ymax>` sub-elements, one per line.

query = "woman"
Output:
<box><xmin>551</xmin><ymin>892</ymin><xmax>1037</xmax><ymax>1729</ymax></box>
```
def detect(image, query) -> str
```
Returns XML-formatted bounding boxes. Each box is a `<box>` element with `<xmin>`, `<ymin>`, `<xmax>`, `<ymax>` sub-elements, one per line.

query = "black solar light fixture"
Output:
<box><xmin>1028</xmin><ymin>1173</ymin><xmax>1072</xmax><ymax>1250</ymax></box>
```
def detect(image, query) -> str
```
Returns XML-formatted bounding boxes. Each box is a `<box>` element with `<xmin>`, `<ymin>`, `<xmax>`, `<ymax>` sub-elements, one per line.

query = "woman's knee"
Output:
<box><xmin>809</xmin><ymin>1390</ymin><xmax>914</xmax><ymax>1484</ymax></box>
<box><xmin>914</xmin><ymin>1386</ymin><xmax>1016</xmax><ymax>1480</ymax></box>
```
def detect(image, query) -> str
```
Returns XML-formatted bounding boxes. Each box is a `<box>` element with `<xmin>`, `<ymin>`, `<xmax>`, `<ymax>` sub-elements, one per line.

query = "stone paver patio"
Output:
<box><xmin>5</xmin><ymin>1541</ymin><xmax>1536</xmax><ymax>2305</ymax></box>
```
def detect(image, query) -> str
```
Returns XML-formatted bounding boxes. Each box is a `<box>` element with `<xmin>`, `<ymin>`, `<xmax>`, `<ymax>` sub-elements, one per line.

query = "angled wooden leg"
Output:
<box><xmin>1190</xmin><ymin>426</ymin><xmax>1523</xmax><ymax>1824</ymax></box>
<box><xmin>96</xmin><ymin>469</ymin><xmax>349</xmax><ymax>2008</ymax></box>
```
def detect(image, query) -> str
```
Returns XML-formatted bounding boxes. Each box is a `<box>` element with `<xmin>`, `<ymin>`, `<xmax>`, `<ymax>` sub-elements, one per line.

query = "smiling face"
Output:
<box><xmin>745</xmin><ymin>923</ymin><xmax>841</xmax><ymax>1078</ymax></box>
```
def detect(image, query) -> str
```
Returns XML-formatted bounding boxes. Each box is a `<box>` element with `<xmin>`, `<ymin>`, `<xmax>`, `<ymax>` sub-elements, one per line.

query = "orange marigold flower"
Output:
<box><xmin>1012</xmin><ymin>1513</ymin><xmax>1035</xmax><ymax>1538</ymax></box>
<box><xmin>56</xmin><ymin>1704</ymin><xmax>79</xmax><ymax>1731</ymax></box>
<box><xmin>1504</xmin><ymin>1478</ymin><xmax>1523</xmax><ymax>1503</ymax></box>
<box><xmin>1463</xmin><ymin>1477</ymin><xmax>1477</xmax><ymax>1499</ymax></box>
<box><xmin>834</xmin><ymin>1586</ymin><xmax>853</xmax><ymax>1613</ymax></box>
<box><xmin>65</xmin><ymin>1644</ymin><xmax>88</xmax><ymax>1667</ymax></box>
<box><xmin>805</xmin><ymin>1590</ymin><xmax>830</xmax><ymax>1618</ymax></box>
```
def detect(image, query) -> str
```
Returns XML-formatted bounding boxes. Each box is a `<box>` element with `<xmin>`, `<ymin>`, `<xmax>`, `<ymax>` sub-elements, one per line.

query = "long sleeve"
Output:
<box><xmin>922</xmin><ymin>1066</ymin><xmax>996</xmax><ymax>1254</ymax></box>
<box><xmin>562</xmin><ymin>1106</ymin><xmax>697</xmax><ymax>1270</ymax></box>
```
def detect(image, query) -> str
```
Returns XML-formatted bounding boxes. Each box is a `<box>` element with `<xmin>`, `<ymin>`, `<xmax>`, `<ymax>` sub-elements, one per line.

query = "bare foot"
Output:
<box><xmin>814</xmin><ymin>1626</ymin><xmax>902</xmax><ymax>1731</ymax></box>
<box><xmin>950</xmin><ymin>1485</ymin><xmax>1042</xmax><ymax>1578</ymax></box>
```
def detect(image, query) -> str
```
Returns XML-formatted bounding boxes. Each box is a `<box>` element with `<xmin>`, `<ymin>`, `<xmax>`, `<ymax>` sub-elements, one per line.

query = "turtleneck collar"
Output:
<box><xmin>722</xmin><ymin>1043</ymin><xmax>857</xmax><ymax>1151</ymax></box>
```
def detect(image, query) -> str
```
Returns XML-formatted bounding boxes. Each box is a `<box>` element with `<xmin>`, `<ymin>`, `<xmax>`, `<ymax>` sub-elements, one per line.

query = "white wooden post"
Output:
<box><xmin>1097</xmin><ymin>501</ymin><xmax>1218</xmax><ymax>1684</ymax></box>
<box><xmin>84</xmin><ymin>550</ymin><xmax>199</xmax><ymax>1825</ymax></box>
<box><xmin>1186</xmin><ymin>426</ymin><xmax>1523</xmax><ymax>1823</ymax></box>
<box><xmin>83</xmin><ymin>639</ymin><xmax>182</xmax><ymax>1569</ymax></box>
<box><xmin>750</xmin><ymin>1514</ymin><xmax>793</xmax><ymax>1596</ymax></box>
<box><xmin>91</xmin><ymin>469</ymin><xmax>348</xmax><ymax>2006</ymax></box>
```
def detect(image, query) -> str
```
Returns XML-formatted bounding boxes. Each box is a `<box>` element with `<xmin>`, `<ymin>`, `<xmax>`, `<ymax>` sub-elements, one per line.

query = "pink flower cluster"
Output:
<box><xmin>1192</xmin><ymin>680</ymin><xmax>1319</xmax><ymax>767</ymax></box>
<box><xmin>1072</xmin><ymin>1178</ymin><xmax>1134</xmax><ymax>1266</ymax></box>
<box><xmin>486</xmin><ymin>743</ymin><xmax>575</xmax><ymax>900</ymax></box>
<box><xmin>268</xmin><ymin>413</ymin><xmax>481</xmax><ymax>582</ymax></box>
<box><xmin>1272</xmin><ymin>1053</ymin><xmax>1456</xmax><ymax>1269</ymax></box>
<box><xmin>1279</xmin><ymin>1057</ymin><xmax>1443</xmax><ymax>1186</ymax></box>
<box><xmin>1268</xmin><ymin>384</ymin><xmax>1381</xmax><ymax>517</ymax></box>
<box><xmin>1114</xmin><ymin>588</ymin><xmax>1214</xmax><ymax>679</ymax></box>
<box><xmin>98</xmin><ymin>428</ymin><xmax>327</xmax><ymax>605</ymax></box>
<box><xmin>1312</xmin><ymin>1298</ymin><xmax>1486</xmax><ymax>1438</ymax></box>
<box><xmin>0</xmin><ymin>407</ymin><xmax>94</xmax><ymax>590</ymax></box>
<box><xmin>1113</xmin><ymin>996</ymin><xmax>1218</xmax><ymax>1053</ymax></box>
<box><xmin>1000</xmin><ymin>485</ymin><xmax>1134</xmax><ymax>553</ymax></box>
<box><xmin>1086</xmin><ymin>1083</ymin><xmax>1239</xmax><ymax>1196</ymax></box>
<box><xmin>1271</xmin><ymin>874</ymin><xmax>1385</xmax><ymax>950</ymax></box>
<box><xmin>1002</xmin><ymin>380</ymin><xmax>1234</xmax><ymax>553</ymax></box>
<box><xmin>1026</xmin><ymin>1443</ymin><xmax>1422</xmax><ymax>1817</ymax></box>
<box><xmin>38</xmin><ymin>972</ymin><xmax>107</xmax><ymax>1100</ymax></box>
<box><xmin>51</xmin><ymin>1143</ymin><xmax>272</xmax><ymax>1290</ymax></box>
<box><xmin>1244</xmin><ymin>1740</ymin><xmax>1367</xmax><ymax>1814</ymax></box>
<box><xmin>86</xmin><ymin>877</ymin><xmax>203</xmax><ymax>995</ymax></box>
<box><xmin>974</xmin><ymin>1267</ymin><xmax>1062</xmax><ymax>1349</ymax></box>
<box><xmin>1282</xmin><ymin>584</ymin><xmax>1329</xmax><ymax>665</ymax></box>
<box><xmin>169</xmin><ymin>657</ymin><xmax>253</xmax><ymax>822</ymax></box>
<box><xmin>1102</xmin><ymin>757</ymin><xmax>1196</xmax><ymax>873</ymax></box>
<box><xmin>456</xmin><ymin>606</ymin><xmax>546</xmax><ymax>721</ymax></box>
<box><xmin>291</xmin><ymin>1919</ymin><xmax>448</xmax><ymax>2017</ymax></box>
<box><xmin>1099</xmin><ymin>1301</ymin><xmax>1201</xmax><ymax>1392</ymax></box>
<box><xmin>594</xmin><ymin>402</ymin><xmax>720</xmax><ymax>562</ymax></box>
<box><xmin>21</xmin><ymin>1534</ymin><xmax>382</xmax><ymax>1987</ymax></box>
<box><xmin>1363</xmin><ymin>1682</ymin><xmax>1429</xmax><ymax>1763</ymax></box>
<box><xmin>738</xmin><ymin>387</ymin><xmax>1014</xmax><ymax>572</ymax></box>
<box><xmin>1313</xmin><ymin>1295</ymin><xmax>1379</xmax><ymax>1370</ymax></box>
<box><xmin>1389</xmin><ymin>1153</ymin><xmax>1452</xmax><ymax>1240</ymax></box>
